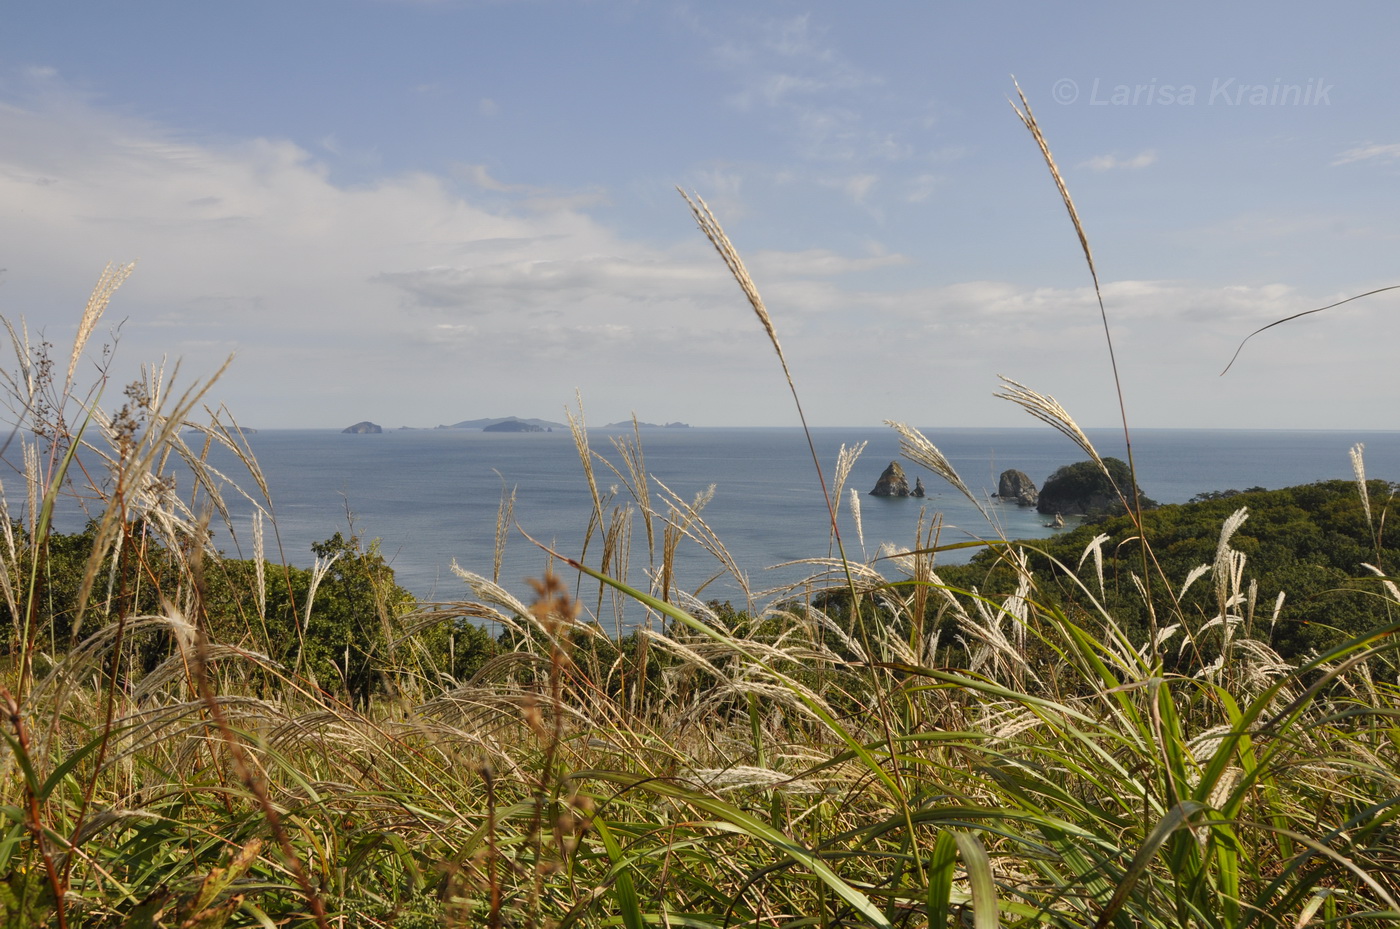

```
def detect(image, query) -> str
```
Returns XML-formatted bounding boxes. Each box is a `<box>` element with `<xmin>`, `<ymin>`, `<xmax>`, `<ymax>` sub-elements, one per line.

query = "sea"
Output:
<box><xmin>86</xmin><ymin>425</ymin><xmax>1400</xmax><ymax>609</ymax></box>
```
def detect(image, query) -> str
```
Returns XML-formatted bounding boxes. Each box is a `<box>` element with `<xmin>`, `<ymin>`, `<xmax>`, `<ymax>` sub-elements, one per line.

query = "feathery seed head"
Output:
<box><xmin>679</xmin><ymin>188</ymin><xmax>783</xmax><ymax>361</ymax></box>
<box><xmin>995</xmin><ymin>376</ymin><xmax>1105</xmax><ymax>471</ymax></box>
<box><xmin>1351</xmin><ymin>442</ymin><xmax>1373</xmax><ymax>530</ymax></box>
<box><xmin>884</xmin><ymin>420</ymin><xmax>989</xmax><ymax>521</ymax></box>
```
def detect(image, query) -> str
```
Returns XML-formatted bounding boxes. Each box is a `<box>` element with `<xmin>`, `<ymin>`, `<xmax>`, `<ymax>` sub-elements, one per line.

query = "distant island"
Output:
<box><xmin>437</xmin><ymin>416</ymin><xmax>566</xmax><ymax>431</ymax></box>
<box><xmin>354</xmin><ymin>415</ymin><xmax>694</xmax><ymax>432</ymax></box>
<box><xmin>483</xmin><ymin>419</ymin><xmax>545</xmax><ymax>433</ymax></box>
<box><xmin>342</xmin><ymin>421</ymin><xmax>383</xmax><ymax>434</ymax></box>
<box><xmin>429</xmin><ymin>416</ymin><xmax>690</xmax><ymax>431</ymax></box>
<box><xmin>602</xmin><ymin>421</ymin><xmax>691</xmax><ymax>429</ymax></box>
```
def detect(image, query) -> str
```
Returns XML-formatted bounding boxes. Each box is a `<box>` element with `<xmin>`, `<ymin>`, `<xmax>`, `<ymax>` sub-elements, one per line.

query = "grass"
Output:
<box><xmin>1</xmin><ymin>91</ymin><xmax>1400</xmax><ymax>928</ymax></box>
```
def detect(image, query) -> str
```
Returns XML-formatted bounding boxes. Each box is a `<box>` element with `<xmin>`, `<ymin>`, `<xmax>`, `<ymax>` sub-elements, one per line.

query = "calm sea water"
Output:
<box><xmin>125</xmin><ymin>425</ymin><xmax>1400</xmax><ymax>606</ymax></box>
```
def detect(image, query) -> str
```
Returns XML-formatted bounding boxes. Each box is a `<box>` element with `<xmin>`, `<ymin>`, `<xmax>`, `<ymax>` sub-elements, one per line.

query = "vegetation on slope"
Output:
<box><xmin>930</xmin><ymin>479</ymin><xmax>1400</xmax><ymax>664</ymax></box>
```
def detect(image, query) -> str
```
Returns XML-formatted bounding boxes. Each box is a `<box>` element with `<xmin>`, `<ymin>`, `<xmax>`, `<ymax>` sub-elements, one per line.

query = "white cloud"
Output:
<box><xmin>719</xmin><ymin>14</ymin><xmax>876</xmax><ymax>110</ymax></box>
<box><xmin>1330</xmin><ymin>143</ymin><xmax>1400</xmax><ymax>166</ymax></box>
<box><xmin>843</xmin><ymin>173</ymin><xmax>878</xmax><ymax>203</ymax></box>
<box><xmin>1079</xmin><ymin>150</ymin><xmax>1157</xmax><ymax>172</ymax></box>
<box><xmin>750</xmin><ymin>249</ymin><xmax>907</xmax><ymax>277</ymax></box>
<box><xmin>2</xmin><ymin>91</ymin><xmax>954</xmax><ymax>426</ymax></box>
<box><xmin>457</xmin><ymin>163</ymin><xmax>530</xmax><ymax>192</ymax></box>
<box><xmin>702</xmin><ymin>11</ymin><xmax>913</xmax><ymax>168</ymax></box>
<box><xmin>456</xmin><ymin>163</ymin><xmax>609</xmax><ymax>211</ymax></box>
<box><xmin>1192</xmin><ymin>208</ymin><xmax>1384</xmax><ymax>244</ymax></box>
<box><xmin>3</xmin><ymin>83</ymin><xmax>1390</xmax><ymax>430</ymax></box>
<box><xmin>906</xmin><ymin>173</ymin><xmax>942</xmax><ymax>203</ymax></box>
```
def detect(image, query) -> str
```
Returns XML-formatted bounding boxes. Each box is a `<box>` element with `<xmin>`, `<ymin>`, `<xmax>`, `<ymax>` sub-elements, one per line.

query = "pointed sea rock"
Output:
<box><xmin>869</xmin><ymin>461</ymin><xmax>911</xmax><ymax>497</ymax></box>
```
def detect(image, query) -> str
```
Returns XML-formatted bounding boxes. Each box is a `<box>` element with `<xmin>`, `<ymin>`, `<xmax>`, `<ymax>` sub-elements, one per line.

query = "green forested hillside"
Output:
<box><xmin>932</xmin><ymin>479</ymin><xmax>1399</xmax><ymax>661</ymax></box>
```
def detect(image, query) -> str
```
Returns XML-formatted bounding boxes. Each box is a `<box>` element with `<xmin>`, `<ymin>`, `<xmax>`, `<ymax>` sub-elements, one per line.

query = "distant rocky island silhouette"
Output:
<box><xmin>436</xmin><ymin>416</ymin><xmax>690</xmax><ymax>431</ymax></box>
<box><xmin>602</xmin><ymin>421</ymin><xmax>691</xmax><ymax>429</ymax></box>
<box><xmin>341</xmin><ymin>421</ymin><xmax>383</xmax><ymax>434</ymax></box>
<box><xmin>437</xmin><ymin>416</ymin><xmax>565</xmax><ymax>430</ymax></box>
<box><xmin>341</xmin><ymin>416</ymin><xmax>691</xmax><ymax>432</ymax></box>
<box><xmin>483</xmin><ymin>419</ymin><xmax>546</xmax><ymax>433</ymax></box>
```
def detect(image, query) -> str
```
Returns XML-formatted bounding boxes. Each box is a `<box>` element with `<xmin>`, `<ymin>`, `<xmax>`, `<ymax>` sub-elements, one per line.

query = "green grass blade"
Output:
<box><xmin>925</xmin><ymin>830</ymin><xmax>958</xmax><ymax>928</ymax></box>
<box><xmin>37</xmin><ymin>730</ymin><xmax>109</xmax><ymax>802</ymax></box>
<box><xmin>951</xmin><ymin>831</ymin><xmax>1000</xmax><ymax>929</ymax></box>
<box><xmin>593</xmin><ymin>818</ymin><xmax>646</xmax><ymax>929</ymax></box>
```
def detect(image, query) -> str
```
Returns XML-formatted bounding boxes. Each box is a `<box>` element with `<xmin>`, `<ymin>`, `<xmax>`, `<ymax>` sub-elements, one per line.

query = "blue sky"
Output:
<box><xmin>2</xmin><ymin>1</ymin><xmax>1398</xmax><ymax>430</ymax></box>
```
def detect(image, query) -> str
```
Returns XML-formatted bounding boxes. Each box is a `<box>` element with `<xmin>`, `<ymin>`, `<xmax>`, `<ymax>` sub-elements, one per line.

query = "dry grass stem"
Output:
<box><xmin>848</xmin><ymin>488</ymin><xmax>865</xmax><ymax>557</ymax></box>
<box><xmin>1010</xmin><ymin>80</ymin><xmax>1148</xmax><ymax>540</ymax></box>
<box><xmin>605</xmin><ymin>418</ymin><xmax>656</xmax><ymax>569</ymax></box>
<box><xmin>1222</xmin><ymin>284</ymin><xmax>1400</xmax><ymax>375</ymax></box>
<box><xmin>831</xmin><ymin>442</ymin><xmax>867</xmax><ymax>504</ymax></box>
<box><xmin>1009</xmin><ymin>85</ymin><xmax>1098</xmax><ymax>288</ymax></box>
<box><xmin>652</xmin><ymin>477</ymin><xmax>748</xmax><ymax>603</ymax></box>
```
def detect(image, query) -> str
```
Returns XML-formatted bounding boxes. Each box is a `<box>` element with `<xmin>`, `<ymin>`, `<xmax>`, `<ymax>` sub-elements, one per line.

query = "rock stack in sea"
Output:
<box><xmin>869</xmin><ymin>461</ymin><xmax>912</xmax><ymax>497</ymax></box>
<box><xmin>996</xmin><ymin>469</ymin><xmax>1038</xmax><ymax>507</ymax></box>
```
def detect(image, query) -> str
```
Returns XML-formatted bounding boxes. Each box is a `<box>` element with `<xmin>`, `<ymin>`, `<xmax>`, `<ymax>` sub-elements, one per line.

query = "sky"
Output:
<box><xmin>2</xmin><ymin>1</ymin><xmax>1398</xmax><ymax>431</ymax></box>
